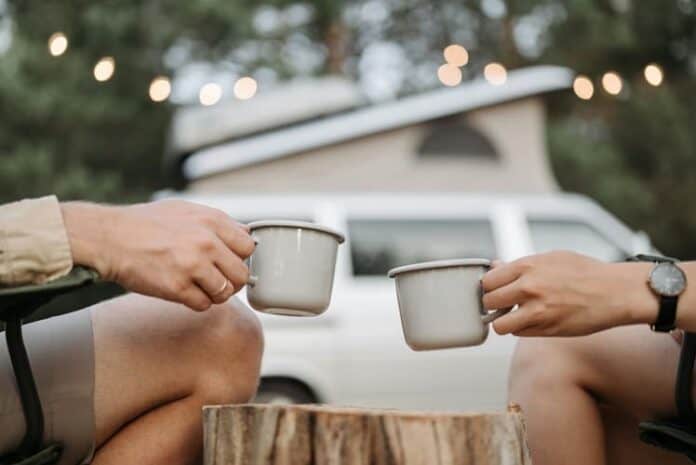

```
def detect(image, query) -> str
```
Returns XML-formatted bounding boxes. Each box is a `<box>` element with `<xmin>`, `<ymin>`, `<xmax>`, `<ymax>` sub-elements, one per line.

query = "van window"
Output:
<box><xmin>528</xmin><ymin>220</ymin><xmax>626</xmax><ymax>262</ymax></box>
<box><xmin>418</xmin><ymin>123</ymin><xmax>499</xmax><ymax>160</ymax></box>
<box><xmin>348</xmin><ymin>219</ymin><xmax>496</xmax><ymax>276</ymax></box>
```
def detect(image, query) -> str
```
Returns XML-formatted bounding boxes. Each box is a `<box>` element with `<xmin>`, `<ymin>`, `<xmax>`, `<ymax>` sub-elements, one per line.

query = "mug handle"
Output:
<box><xmin>246</xmin><ymin>236</ymin><xmax>260</xmax><ymax>288</ymax></box>
<box><xmin>478</xmin><ymin>277</ymin><xmax>513</xmax><ymax>325</ymax></box>
<box><xmin>482</xmin><ymin>306</ymin><xmax>513</xmax><ymax>325</ymax></box>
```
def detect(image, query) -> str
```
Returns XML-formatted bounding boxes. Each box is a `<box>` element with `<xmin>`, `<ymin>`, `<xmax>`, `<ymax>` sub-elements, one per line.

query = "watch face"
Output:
<box><xmin>650</xmin><ymin>262</ymin><xmax>687</xmax><ymax>297</ymax></box>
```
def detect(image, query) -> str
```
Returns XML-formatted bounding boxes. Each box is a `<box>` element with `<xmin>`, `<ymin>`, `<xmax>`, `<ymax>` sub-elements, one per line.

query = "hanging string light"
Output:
<box><xmin>443</xmin><ymin>44</ymin><xmax>469</xmax><ymax>67</ymax></box>
<box><xmin>573</xmin><ymin>75</ymin><xmax>594</xmax><ymax>100</ymax></box>
<box><xmin>93</xmin><ymin>57</ymin><xmax>115</xmax><ymax>82</ymax></box>
<box><xmin>601</xmin><ymin>71</ymin><xmax>623</xmax><ymax>95</ymax></box>
<box><xmin>233</xmin><ymin>77</ymin><xmax>258</xmax><ymax>100</ymax></box>
<box><xmin>484</xmin><ymin>62</ymin><xmax>507</xmax><ymax>85</ymax></box>
<box><xmin>644</xmin><ymin>63</ymin><xmax>664</xmax><ymax>86</ymax></box>
<box><xmin>437</xmin><ymin>64</ymin><xmax>462</xmax><ymax>86</ymax></box>
<box><xmin>199</xmin><ymin>83</ymin><xmax>222</xmax><ymax>106</ymax></box>
<box><xmin>63</xmin><ymin>40</ymin><xmax>667</xmax><ymax>104</ymax></box>
<box><xmin>48</xmin><ymin>32</ymin><xmax>68</xmax><ymax>57</ymax></box>
<box><xmin>149</xmin><ymin>76</ymin><xmax>171</xmax><ymax>102</ymax></box>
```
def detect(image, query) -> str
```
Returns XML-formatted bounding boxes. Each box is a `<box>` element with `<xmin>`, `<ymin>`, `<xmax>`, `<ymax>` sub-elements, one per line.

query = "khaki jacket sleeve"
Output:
<box><xmin>0</xmin><ymin>195</ymin><xmax>74</xmax><ymax>285</ymax></box>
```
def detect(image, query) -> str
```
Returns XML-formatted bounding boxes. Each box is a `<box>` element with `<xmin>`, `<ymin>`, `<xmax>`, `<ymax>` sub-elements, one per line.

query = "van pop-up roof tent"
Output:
<box><xmin>166</xmin><ymin>65</ymin><xmax>573</xmax><ymax>194</ymax></box>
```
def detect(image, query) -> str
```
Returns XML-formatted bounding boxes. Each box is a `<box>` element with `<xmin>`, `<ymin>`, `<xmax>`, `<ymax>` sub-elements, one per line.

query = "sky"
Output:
<box><xmin>0</xmin><ymin>0</ymin><xmax>11</xmax><ymax>55</ymax></box>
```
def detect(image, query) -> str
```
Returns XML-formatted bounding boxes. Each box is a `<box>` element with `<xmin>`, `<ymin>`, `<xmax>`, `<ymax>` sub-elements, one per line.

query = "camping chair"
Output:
<box><xmin>639</xmin><ymin>330</ymin><xmax>696</xmax><ymax>461</ymax></box>
<box><xmin>0</xmin><ymin>267</ymin><xmax>98</xmax><ymax>465</ymax></box>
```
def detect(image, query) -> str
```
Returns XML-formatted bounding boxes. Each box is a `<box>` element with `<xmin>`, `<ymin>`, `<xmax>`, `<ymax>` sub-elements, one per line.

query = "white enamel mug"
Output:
<box><xmin>246</xmin><ymin>220</ymin><xmax>345</xmax><ymax>317</ymax></box>
<box><xmin>388</xmin><ymin>259</ymin><xmax>511</xmax><ymax>350</ymax></box>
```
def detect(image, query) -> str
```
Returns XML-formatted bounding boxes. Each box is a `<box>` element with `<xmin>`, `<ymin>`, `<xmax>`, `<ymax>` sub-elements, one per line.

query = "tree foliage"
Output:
<box><xmin>542</xmin><ymin>0</ymin><xmax>696</xmax><ymax>258</ymax></box>
<box><xmin>2</xmin><ymin>0</ymin><xmax>696</xmax><ymax>256</ymax></box>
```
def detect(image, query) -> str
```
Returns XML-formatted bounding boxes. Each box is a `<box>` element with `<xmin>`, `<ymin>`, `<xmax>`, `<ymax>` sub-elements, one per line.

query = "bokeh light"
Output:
<box><xmin>199</xmin><ymin>83</ymin><xmax>222</xmax><ymax>106</ymax></box>
<box><xmin>443</xmin><ymin>44</ymin><xmax>469</xmax><ymax>67</ymax></box>
<box><xmin>601</xmin><ymin>71</ymin><xmax>623</xmax><ymax>95</ymax></box>
<box><xmin>644</xmin><ymin>64</ymin><xmax>664</xmax><ymax>87</ymax></box>
<box><xmin>48</xmin><ymin>32</ymin><xmax>68</xmax><ymax>57</ymax></box>
<box><xmin>93</xmin><ymin>57</ymin><xmax>115</xmax><ymax>82</ymax></box>
<box><xmin>149</xmin><ymin>76</ymin><xmax>171</xmax><ymax>102</ymax></box>
<box><xmin>437</xmin><ymin>64</ymin><xmax>462</xmax><ymax>86</ymax></box>
<box><xmin>573</xmin><ymin>75</ymin><xmax>594</xmax><ymax>100</ymax></box>
<box><xmin>484</xmin><ymin>62</ymin><xmax>507</xmax><ymax>85</ymax></box>
<box><xmin>233</xmin><ymin>77</ymin><xmax>258</xmax><ymax>100</ymax></box>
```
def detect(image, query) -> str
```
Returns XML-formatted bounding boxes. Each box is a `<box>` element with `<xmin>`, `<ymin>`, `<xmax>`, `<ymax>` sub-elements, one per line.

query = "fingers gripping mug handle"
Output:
<box><xmin>482</xmin><ymin>307</ymin><xmax>512</xmax><ymax>325</ymax></box>
<box><xmin>478</xmin><ymin>277</ymin><xmax>512</xmax><ymax>325</ymax></box>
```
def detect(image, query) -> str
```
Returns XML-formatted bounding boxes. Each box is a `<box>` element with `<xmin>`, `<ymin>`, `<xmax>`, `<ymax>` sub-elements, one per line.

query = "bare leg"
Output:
<box><xmin>89</xmin><ymin>293</ymin><xmax>263</xmax><ymax>465</ymax></box>
<box><xmin>509</xmin><ymin>325</ymin><xmax>689</xmax><ymax>465</ymax></box>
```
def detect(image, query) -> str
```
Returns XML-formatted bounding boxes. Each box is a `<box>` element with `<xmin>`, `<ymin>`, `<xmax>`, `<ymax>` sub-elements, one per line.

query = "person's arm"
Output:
<box><xmin>60</xmin><ymin>200</ymin><xmax>255</xmax><ymax>311</ymax></box>
<box><xmin>481</xmin><ymin>251</ymin><xmax>696</xmax><ymax>336</ymax></box>
<box><xmin>0</xmin><ymin>195</ymin><xmax>73</xmax><ymax>285</ymax></box>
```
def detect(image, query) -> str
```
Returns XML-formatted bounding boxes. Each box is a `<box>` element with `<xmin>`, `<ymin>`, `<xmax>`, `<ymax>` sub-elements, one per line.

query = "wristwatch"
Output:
<box><xmin>628</xmin><ymin>254</ymin><xmax>687</xmax><ymax>332</ymax></box>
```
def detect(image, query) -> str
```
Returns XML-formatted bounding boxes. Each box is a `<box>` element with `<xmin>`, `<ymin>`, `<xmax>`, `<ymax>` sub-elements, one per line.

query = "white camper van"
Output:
<box><xmin>156</xmin><ymin>191</ymin><xmax>653</xmax><ymax>412</ymax></box>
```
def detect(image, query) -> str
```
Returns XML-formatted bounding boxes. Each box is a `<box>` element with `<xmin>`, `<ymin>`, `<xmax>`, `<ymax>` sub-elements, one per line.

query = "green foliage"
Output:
<box><xmin>542</xmin><ymin>0</ymin><xmax>696</xmax><ymax>257</ymax></box>
<box><xmin>550</xmin><ymin>84</ymin><xmax>696</xmax><ymax>258</ymax></box>
<box><xmin>3</xmin><ymin>0</ymin><xmax>696</xmax><ymax>257</ymax></box>
<box><xmin>0</xmin><ymin>1</ymin><xmax>178</xmax><ymax>203</ymax></box>
<box><xmin>0</xmin><ymin>145</ymin><xmax>122</xmax><ymax>201</ymax></box>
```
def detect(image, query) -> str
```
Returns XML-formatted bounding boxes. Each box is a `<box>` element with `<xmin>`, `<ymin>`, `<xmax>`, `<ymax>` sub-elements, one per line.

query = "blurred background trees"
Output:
<box><xmin>1</xmin><ymin>0</ymin><xmax>696</xmax><ymax>257</ymax></box>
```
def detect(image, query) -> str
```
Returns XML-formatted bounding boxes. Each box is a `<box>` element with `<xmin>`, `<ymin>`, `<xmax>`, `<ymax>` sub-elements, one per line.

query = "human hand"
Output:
<box><xmin>481</xmin><ymin>251</ymin><xmax>657</xmax><ymax>337</ymax></box>
<box><xmin>62</xmin><ymin>200</ymin><xmax>255</xmax><ymax>311</ymax></box>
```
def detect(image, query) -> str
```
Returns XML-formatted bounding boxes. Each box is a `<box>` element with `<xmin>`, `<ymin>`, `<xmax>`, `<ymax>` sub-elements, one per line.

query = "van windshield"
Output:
<box><xmin>348</xmin><ymin>219</ymin><xmax>496</xmax><ymax>276</ymax></box>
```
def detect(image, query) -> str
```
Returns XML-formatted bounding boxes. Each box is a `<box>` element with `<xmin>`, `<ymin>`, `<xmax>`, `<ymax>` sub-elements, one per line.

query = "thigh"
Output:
<box><xmin>91</xmin><ymin>293</ymin><xmax>255</xmax><ymax>447</ymax></box>
<box><xmin>550</xmin><ymin>325</ymin><xmax>680</xmax><ymax>419</ymax></box>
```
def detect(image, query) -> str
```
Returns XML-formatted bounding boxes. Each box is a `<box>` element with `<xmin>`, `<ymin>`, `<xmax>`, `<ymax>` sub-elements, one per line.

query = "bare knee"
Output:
<box><xmin>509</xmin><ymin>338</ymin><xmax>583</xmax><ymax>403</ymax></box>
<box><xmin>192</xmin><ymin>298</ymin><xmax>264</xmax><ymax>405</ymax></box>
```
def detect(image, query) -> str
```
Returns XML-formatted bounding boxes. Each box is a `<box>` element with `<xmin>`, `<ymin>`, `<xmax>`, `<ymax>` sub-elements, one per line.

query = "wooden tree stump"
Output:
<box><xmin>203</xmin><ymin>404</ymin><xmax>532</xmax><ymax>465</ymax></box>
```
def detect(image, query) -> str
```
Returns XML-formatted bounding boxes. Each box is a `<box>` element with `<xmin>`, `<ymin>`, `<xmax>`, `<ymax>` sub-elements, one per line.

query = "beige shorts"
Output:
<box><xmin>0</xmin><ymin>309</ymin><xmax>95</xmax><ymax>465</ymax></box>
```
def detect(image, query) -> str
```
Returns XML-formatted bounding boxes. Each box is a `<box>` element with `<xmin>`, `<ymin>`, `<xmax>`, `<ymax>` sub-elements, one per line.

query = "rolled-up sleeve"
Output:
<box><xmin>0</xmin><ymin>196</ymin><xmax>73</xmax><ymax>285</ymax></box>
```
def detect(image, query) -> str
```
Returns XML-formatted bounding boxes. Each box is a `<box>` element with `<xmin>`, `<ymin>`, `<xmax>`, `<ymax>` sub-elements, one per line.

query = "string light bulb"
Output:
<box><xmin>93</xmin><ymin>57</ymin><xmax>115</xmax><ymax>82</ymax></box>
<box><xmin>601</xmin><ymin>71</ymin><xmax>623</xmax><ymax>95</ymax></box>
<box><xmin>48</xmin><ymin>32</ymin><xmax>68</xmax><ymax>57</ymax></box>
<box><xmin>233</xmin><ymin>77</ymin><xmax>258</xmax><ymax>100</ymax></box>
<box><xmin>437</xmin><ymin>64</ymin><xmax>462</xmax><ymax>86</ymax></box>
<box><xmin>484</xmin><ymin>62</ymin><xmax>507</xmax><ymax>85</ymax></box>
<box><xmin>443</xmin><ymin>44</ymin><xmax>469</xmax><ymax>67</ymax></box>
<box><xmin>644</xmin><ymin>63</ymin><xmax>664</xmax><ymax>87</ymax></box>
<box><xmin>199</xmin><ymin>83</ymin><xmax>222</xmax><ymax>106</ymax></box>
<box><xmin>149</xmin><ymin>76</ymin><xmax>171</xmax><ymax>102</ymax></box>
<box><xmin>573</xmin><ymin>75</ymin><xmax>594</xmax><ymax>100</ymax></box>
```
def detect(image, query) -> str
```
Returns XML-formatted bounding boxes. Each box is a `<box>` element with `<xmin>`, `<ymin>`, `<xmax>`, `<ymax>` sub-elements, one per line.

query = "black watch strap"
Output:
<box><xmin>653</xmin><ymin>295</ymin><xmax>678</xmax><ymax>332</ymax></box>
<box><xmin>627</xmin><ymin>254</ymin><xmax>682</xmax><ymax>332</ymax></box>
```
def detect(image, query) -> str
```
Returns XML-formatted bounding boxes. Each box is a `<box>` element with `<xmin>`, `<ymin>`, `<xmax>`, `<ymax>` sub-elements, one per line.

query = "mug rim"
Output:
<box><xmin>248</xmin><ymin>220</ymin><xmax>345</xmax><ymax>244</ymax></box>
<box><xmin>387</xmin><ymin>258</ymin><xmax>491</xmax><ymax>278</ymax></box>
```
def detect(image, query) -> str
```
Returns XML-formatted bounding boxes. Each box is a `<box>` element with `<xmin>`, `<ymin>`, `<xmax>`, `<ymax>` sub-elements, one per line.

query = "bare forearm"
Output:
<box><xmin>60</xmin><ymin>202</ymin><xmax>115</xmax><ymax>279</ymax></box>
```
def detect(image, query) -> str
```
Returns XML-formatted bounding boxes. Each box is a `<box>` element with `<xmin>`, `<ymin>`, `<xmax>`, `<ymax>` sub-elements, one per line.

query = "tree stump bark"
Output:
<box><xmin>203</xmin><ymin>404</ymin><xmax>532</xmax><ymax>465</ymax></box>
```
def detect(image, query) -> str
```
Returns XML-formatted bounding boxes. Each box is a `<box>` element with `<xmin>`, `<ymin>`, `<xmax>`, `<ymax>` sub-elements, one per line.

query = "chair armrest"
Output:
<box><xmin>0</xmin><ymin>267</ymin><xmax>98</xmax><ymax>297</ymax></box>
<box><xmin>0</xmin><ymin>267</ymin><xmax>99</xmax><ymax>320</ymax></box>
